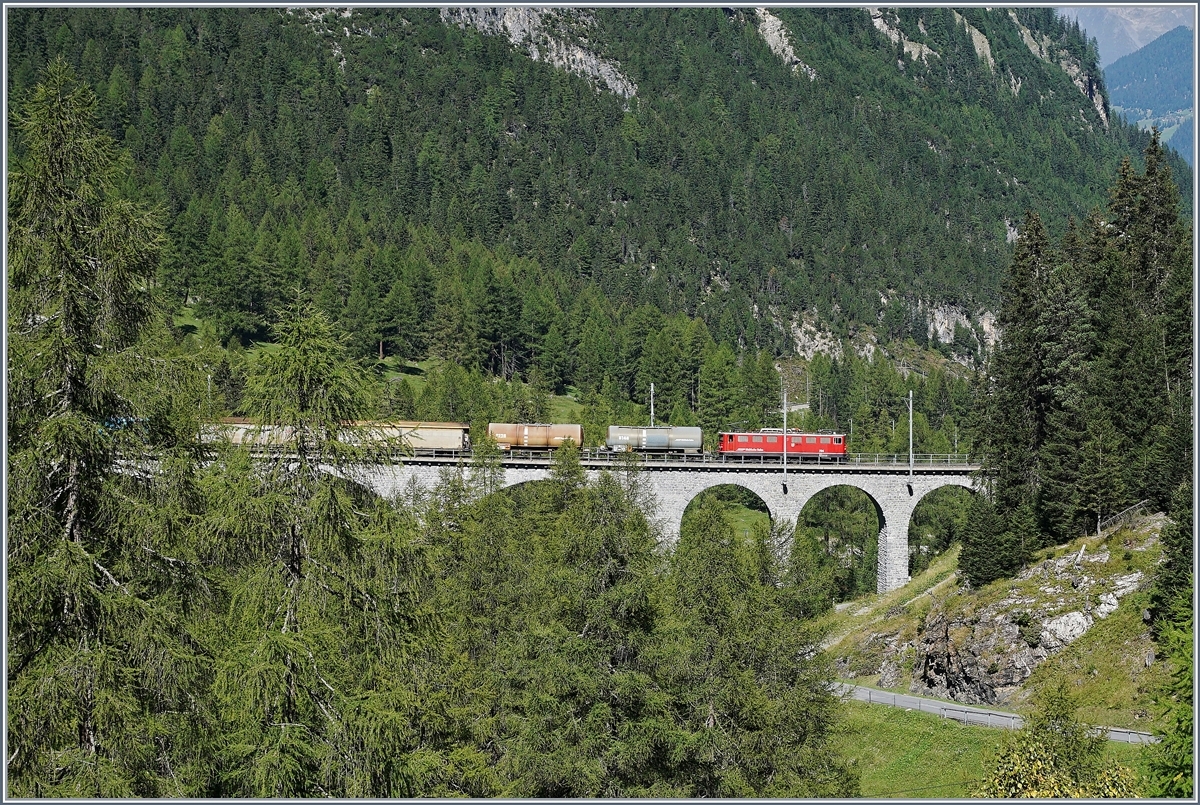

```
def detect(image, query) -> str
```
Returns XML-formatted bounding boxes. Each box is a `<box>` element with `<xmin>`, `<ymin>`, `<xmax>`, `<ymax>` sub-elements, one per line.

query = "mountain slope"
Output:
<box><xmin>1106</xmin><ymin>25</ymin><xmax>1194</xmax><ymax>115</ymax></box>
<box><xmin>821</xmin><ymin>514</ymin><xmax>1169</xmax><ymax>731</ymax></box>
<box><xmin>1104</xmin><ymin>25</ymin><xmax>1194</xmax><ymax>166</ymax></box>
<box><xmin>1057</xmin><ymin>6</ymin><xmax>1195</xmax><ymax>66</ymax></box>
<box><xmin>5</xmin><ymin>7</ymin><xmax>1189</xmax><ymax>362</ymax></box>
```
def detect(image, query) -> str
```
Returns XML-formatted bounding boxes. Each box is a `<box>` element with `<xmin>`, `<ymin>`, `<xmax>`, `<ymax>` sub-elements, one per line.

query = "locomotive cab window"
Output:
<box><xmin>834</xmin><ymin>437</ymin><xmax>843</xmax><ymax>444</ymax></box>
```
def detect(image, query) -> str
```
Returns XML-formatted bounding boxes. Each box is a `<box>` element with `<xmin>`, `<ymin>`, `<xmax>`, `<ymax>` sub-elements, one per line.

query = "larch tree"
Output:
<box><xmin>197</xmin><ymin>302</ymin><xmax>450</xmax><ymax>796</ymax></box>
<box><xmin>7</xmin><ymin>58</ymin><xmax>211</xmax><ymax>796</ymax></box>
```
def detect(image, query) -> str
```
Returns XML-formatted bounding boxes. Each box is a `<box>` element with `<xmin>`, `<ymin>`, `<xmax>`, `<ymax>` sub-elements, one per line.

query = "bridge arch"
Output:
<box><xmin>680</xmin><ymin>483</ymin><xmax>773</xmax><ymax>539</ymax></box>
<box><xmin>906</xmin><ymin>482</ymin><xmax>977</xmax><ymax>577</ymax></box>
<box><xmin>794</xmin><ymin>483</ymin><xmax>886</xmax><ymax>594</ymax></box>
<box><xmin>354</xmin><ymin>461</ymin><xmax>976</xmax><ymax>594</ymax></box>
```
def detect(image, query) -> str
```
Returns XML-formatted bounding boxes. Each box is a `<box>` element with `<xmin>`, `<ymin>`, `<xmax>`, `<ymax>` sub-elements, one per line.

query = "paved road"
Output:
<box><xmin>836</xmin><ymin>683</ymin><xmax>1158</xmax><ymax>744</ymax></box>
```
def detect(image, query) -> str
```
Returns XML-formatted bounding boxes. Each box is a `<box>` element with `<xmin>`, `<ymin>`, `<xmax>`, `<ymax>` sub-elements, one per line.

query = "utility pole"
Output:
<box><xmin>908</xmin><ymin>389</ymin><xmax>913</xmax><ymax>477</ymax></box>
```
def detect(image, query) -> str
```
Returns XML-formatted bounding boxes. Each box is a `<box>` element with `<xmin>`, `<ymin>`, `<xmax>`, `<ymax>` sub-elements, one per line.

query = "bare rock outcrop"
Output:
<box><xmin>907</xmin><ymin>543</ymin><xmax>1150</xmax><ymax>705</ymax></box>
<box><xmin>442</xmin><ymin>7</ymin><xmax>637</xmax><ymax>99</ymax></box>
<box><xmin>754</xmin><ymin>9</ymin><xmax>818</xmax><ymax>81</ymax></box>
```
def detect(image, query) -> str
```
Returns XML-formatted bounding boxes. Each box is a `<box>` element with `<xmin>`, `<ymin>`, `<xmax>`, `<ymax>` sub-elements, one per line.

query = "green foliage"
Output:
<box><xmin>968</xmin><ymin>133</ymin><xmax>1192</xmax><ymax>579</ymax></box>
<box><xmin>1149</xmin><ymin>480</ymin><xmax>1193</xmax><ymax>628</ymax></box>
<box><xmin>974</xmin><ymin>678</ymin><xmax>1141</xmax><ymax>798</ymax></box>
<box><xmin>1146</xmin><ymin>595</ymin><xmax>1195</xmax><ymax>798</ymax></box>
<box><xmin>798</xmin><ymin>486</ymin><xmax>879</xmax><ymax>599</ymax></box>
<box><xmin>6</xmin><ymin>58</ymin><xmax>212</xmax><ymax>797</ymax></box>
<box><xmin>7</xmin><ymin>5</ymin><xmax>1183</xmax><ymax>370</ymax></box>
<box><xmin>663</xmin><ymin>497</ymin><xmax>859</xmax><ymax>796</ymax></box>
<box><xmin>958</xmin><ymin>493</ymin><xmax>1024</xmax><ymax>589</ymax></box>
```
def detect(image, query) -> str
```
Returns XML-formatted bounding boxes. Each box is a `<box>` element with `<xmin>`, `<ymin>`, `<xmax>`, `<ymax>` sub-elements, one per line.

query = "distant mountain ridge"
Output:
<box><xmin>1057</xmin><ymin>5</ymin><xmax>1195</xmax><ymax>66</ymax></box>
<box><xmin>1105</xmin><ymin>24</ymin><xmax>1194</xmax><ymax>166</ymax></box>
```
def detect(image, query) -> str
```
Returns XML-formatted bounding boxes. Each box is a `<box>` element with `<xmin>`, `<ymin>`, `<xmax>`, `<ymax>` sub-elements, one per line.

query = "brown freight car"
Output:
<box><xmin>487</xmin><ymin>422</ymin><xmax>583</xmax><ymax>450</ymax></box>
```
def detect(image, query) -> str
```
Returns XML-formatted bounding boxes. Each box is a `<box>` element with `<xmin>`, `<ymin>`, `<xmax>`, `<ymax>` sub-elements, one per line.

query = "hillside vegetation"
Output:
<box><xmin>1105</xmin><ymin>25</ymin><xmax>1193</xmax><ymax>118</ymax></box>
<box><xmin>7</xmin><ymin>7</ymin><xmax>1188</xmax><ymax>367</ymax></box>
<box><xmin>1104</xmin><ymin>24</ymin><xmax>1194</xmax><ymax>165</ymax></box>
<box><xmin>822</xmin><ymin>515</ymin><xmax>1169</xmax><ymax>731</ymax></box>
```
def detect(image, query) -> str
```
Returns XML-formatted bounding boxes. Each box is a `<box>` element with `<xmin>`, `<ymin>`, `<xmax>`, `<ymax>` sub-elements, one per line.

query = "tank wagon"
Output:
<box><xmin>488</xmin><ymin>422</ymin><xmax>583</xmax><ymax>450</ymax></box>
<box><xmin>718</xmin><ymin>429</ymin><xmax>846</xmax><ymax>461</ymax></box>
<box><xmin>606</xmin><ymin>425</ymin><xmax>702</xmax><ymax>453</ymax></box>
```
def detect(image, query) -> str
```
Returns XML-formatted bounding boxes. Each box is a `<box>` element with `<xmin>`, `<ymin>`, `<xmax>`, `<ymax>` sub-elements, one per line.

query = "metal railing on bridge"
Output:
<box><xmin>405</xmin><ymin>449</ymin><xmax>976</xmax><ymax>469</ymax></box>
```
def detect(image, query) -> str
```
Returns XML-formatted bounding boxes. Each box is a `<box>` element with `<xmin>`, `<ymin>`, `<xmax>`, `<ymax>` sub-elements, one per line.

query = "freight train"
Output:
<box><xmin>203</xmin><ymin>419</ymin><xmax>847</xmax><ymax>461</ymax></box>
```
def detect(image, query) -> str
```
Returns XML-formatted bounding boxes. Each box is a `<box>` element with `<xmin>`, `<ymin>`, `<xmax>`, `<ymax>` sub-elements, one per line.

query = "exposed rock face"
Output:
<box><xmin>791</xmin><ymin>313</ymin><xmax>844</xmax><ymax>360</ymax></box>
<box><xmin>867</xmin><ymin>7</ymin><xmax>938</xmax><ymax>63</ymax></box>
<box><xmin>754</xmin><ymin>8</ymin><xmax>818</xmax><ymax>81</ymax></box>
<box><xmin>441</xmin><ymin>7</ymin><xmax>637</xmax><ymax>99</ymax></box>
<box><xmin>926</xmin><ymin>304</ymin><xmax>998</xmax><ymax>352</ymax></box>
<box><xmin>915</xmin><ymin>609</ymin><xmax>1013</xmax><ymax>704</ymax></box>
<box><xmin>1040</xmin><ymin>610</ymin><xmax>1092</xmax><ymax>649</ymax></box>
<box><xmin>1008</xmin><ymin>10</ymin><xmax>1109</xmax><ymax>128</ymax></box>
<box><xmin>907</xmin><ymin>545</ymin><xmax>1150</xmax><ymax>705</ymax></box>
<box><xmin>832</xmin><ymin>519</ymin><xmax>1162</xmax><ymax>707</ymax></box>
<box><xmin>952</xmin><ymin>11</ymin><xmax>995</xmax><ymax>73</ymax></box>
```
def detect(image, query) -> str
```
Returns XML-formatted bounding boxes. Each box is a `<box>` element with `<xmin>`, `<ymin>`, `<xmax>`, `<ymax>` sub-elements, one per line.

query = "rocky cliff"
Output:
<box><xmin>826</xmin><ymin>513</ymin><xmax>1166</xmax><ymax>726</ymax></box>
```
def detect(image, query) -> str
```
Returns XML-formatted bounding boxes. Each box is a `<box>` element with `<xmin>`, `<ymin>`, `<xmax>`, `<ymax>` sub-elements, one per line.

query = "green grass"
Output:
<box><xmin>1023</xmin><ymin>584</ymin><xmax>1169</xmax><ymax>731</ymax></box>
<box><xmin>816</xmin><ymin>545</ymin><xmax>961</xmax><ymax>659</ymax></box>
<box><xmin>821</xmin><ymin>516</ymin><xmax>1168</xmax><ymax>729</ymax></box>
<box><xmin>550</xmin><ymin>394</ymin><xmax>585</xmax><ymax>424</ymax></box>
<box><xmin>833</xmin><ymin>699</ymin><xmax>997</xmax><ymax>798</ymax></box>
<box><xmin>172</xmin><ymin>308</ymin><xmax>203</xmax><ymax>334</ymax></box>
<box><xmin>833</xmin><ymin>698</ymin><xmax>1155</xmax><ymax>798</ymax></box>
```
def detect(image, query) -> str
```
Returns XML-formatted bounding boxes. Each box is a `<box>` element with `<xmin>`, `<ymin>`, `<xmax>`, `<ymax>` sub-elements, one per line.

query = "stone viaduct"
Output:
<box><xmin>356</xmin><ymin>457</ymin><xmax>976</xmax><ymax>594</ymax></box>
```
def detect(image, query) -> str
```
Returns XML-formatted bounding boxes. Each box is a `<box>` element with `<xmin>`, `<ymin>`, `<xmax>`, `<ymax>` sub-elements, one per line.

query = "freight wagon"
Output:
<box><xmin>718</xmin><ymin>429</ymin><xmax>846</xmax><ymax>460</ymax></box>
<box><xmin>202</xmin><ymin>418</ymin><xmax>470</xmax><ymax>452</ymax></box>
<box><xmin>373</xmin><ymin>421</ymin><xmax>470</xmax><ymax>451</ymax></box>
<box><xmin>606</xmin><ymin>425</ymin><xmax>703</xmax><ymax>453</ymax></box>
<box><xmin>488</xmin><ymin>422</ymin><xmax>583</xmax><ymax>450</ymax></box>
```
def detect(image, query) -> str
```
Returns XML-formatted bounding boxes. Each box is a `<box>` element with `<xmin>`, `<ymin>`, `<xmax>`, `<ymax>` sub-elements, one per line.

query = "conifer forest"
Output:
<box><xmin>5</xmin><ymin>7</ymin><xmax>1193</xmax><ymax>797</ymax></box>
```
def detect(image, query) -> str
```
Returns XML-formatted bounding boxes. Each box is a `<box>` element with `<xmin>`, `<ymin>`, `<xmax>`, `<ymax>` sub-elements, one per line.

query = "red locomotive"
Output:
<box><xmin>718</xmin><ymin>429</ymin><xmax>847</xmax><ymax>461</ymax></box>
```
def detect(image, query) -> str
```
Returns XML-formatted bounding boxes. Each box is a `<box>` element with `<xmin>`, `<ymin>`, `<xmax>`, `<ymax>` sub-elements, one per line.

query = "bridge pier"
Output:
<box><xmin>353</xmin><ymin>460</ymin><xmax>974</xmax><ymax>594</ymax></box>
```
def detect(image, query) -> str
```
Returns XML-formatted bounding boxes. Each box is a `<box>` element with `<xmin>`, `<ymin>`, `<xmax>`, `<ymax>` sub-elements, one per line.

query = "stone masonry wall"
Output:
<box><xmin>354</xmin><ymin>463</ymin><xmax>973</xmax><ymax>594</ymax></box>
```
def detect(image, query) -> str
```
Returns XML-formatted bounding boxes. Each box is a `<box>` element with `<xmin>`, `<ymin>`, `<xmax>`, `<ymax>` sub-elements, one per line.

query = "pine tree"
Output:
<box><xmin>1146</xmin><ymin>594</ymin><xmax>1194</xmax><ymax>798</ymax></box>
<box><xmin>662</xmin><ymin>496</ymin><xmax>859</xmax><ymax>797</ymax></box>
